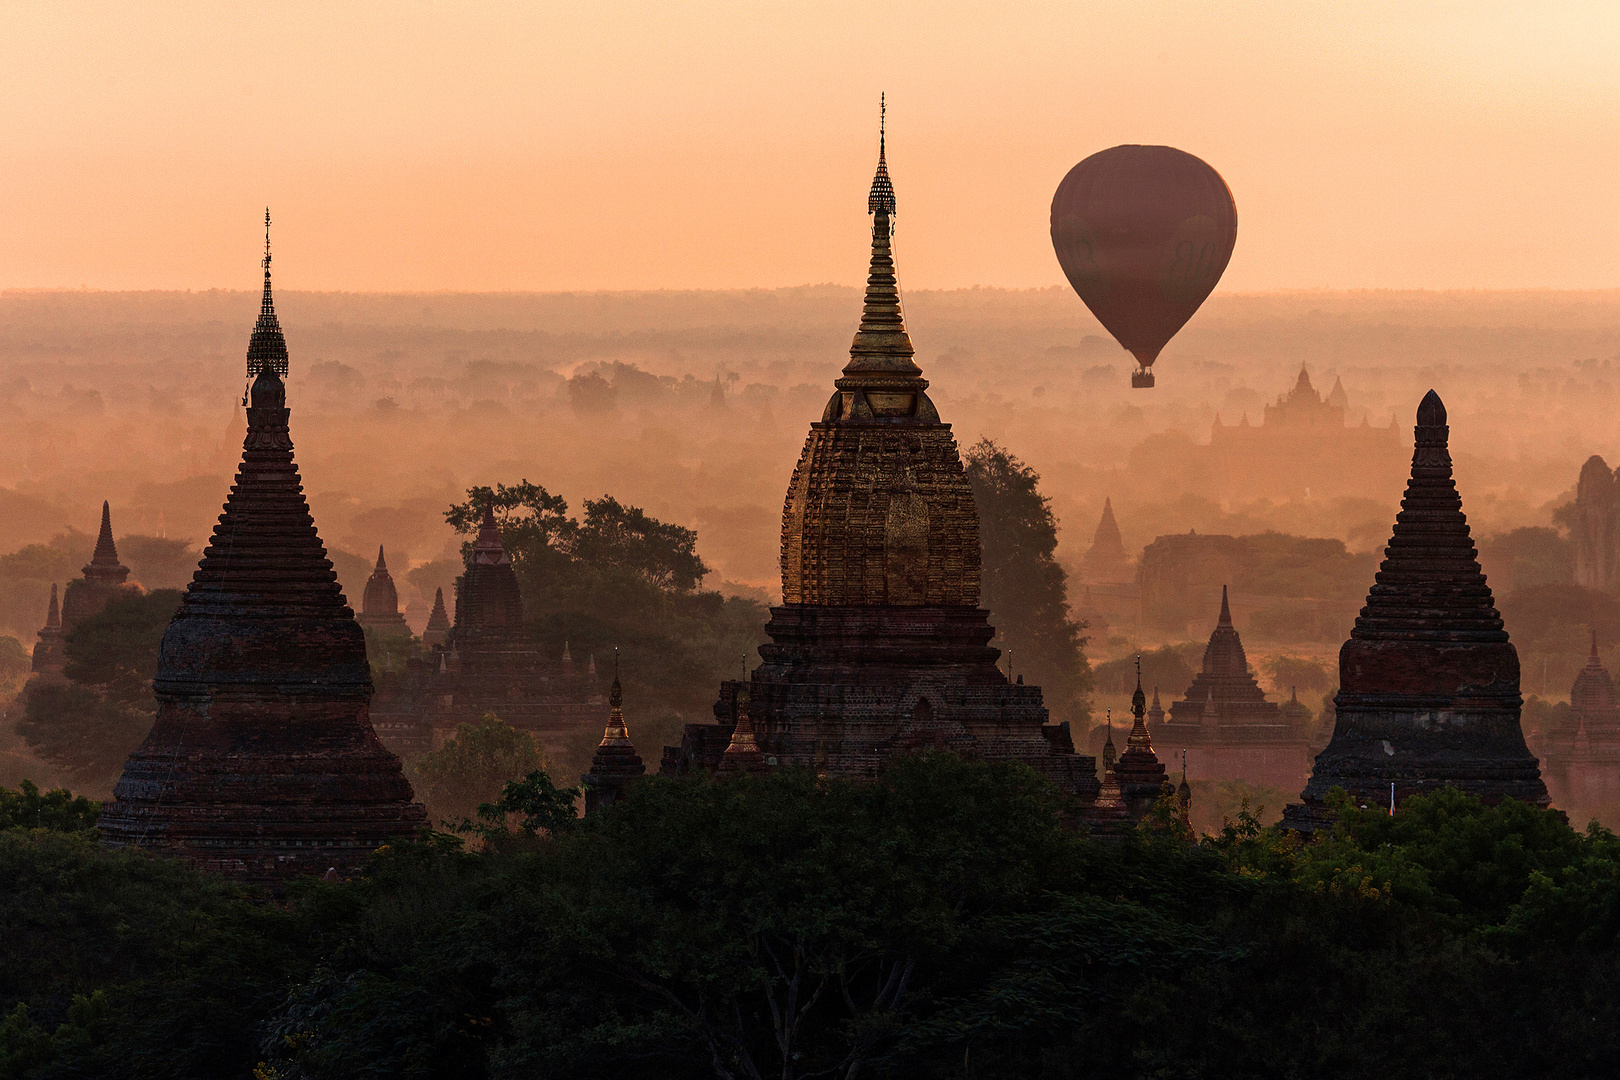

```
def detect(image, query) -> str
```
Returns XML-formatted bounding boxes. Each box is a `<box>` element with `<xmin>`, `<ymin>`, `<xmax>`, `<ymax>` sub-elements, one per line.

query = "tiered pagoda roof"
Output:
<box><xmin>662</xmin><ymin>109</ymin><xmax>1095</xmax><ymax>806</ymax></box>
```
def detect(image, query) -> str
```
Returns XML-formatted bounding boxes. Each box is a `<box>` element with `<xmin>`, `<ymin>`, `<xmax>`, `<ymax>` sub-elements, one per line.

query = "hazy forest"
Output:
<box><xmin>1</xmin><ymin>286</ymin><xmax>1618</xmax><ymax>802</ymax></box>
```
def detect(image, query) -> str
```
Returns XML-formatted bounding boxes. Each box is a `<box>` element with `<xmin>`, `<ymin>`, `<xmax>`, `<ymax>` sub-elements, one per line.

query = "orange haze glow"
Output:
<box><xmin>2</xmin><ymin>1</ymin><xmax>1618</xmax><ymax>292</ymax></box>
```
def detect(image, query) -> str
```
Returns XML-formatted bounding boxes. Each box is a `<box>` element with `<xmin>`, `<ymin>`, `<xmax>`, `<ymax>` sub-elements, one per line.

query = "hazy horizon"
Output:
<box><xmin>5</xmin><ymin>2</ymin><xmax>1619</xmax><ymax>292</ymax></box>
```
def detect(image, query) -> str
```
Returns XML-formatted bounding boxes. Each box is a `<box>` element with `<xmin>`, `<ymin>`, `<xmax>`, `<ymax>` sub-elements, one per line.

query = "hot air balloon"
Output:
<box><xmin>1051</xmin><ymin>146</ymin><xmax>1237</xmax><ymax>388</ymax></box>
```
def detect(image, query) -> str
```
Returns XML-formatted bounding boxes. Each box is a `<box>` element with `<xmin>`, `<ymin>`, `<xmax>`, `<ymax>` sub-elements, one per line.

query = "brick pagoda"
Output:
<box><xmin>660</xmin><ymin>117</ymin><xmax>1097</xmax><ymax>803</ymax></box>
<box><xmin>357</xmin><ymin>545</ymin><xmax>411</xmax><ymax>635</ymax></box>
<box><xmin>1284</xmin><ymin>391</ymin><xmax>1548</xmax><ymax>829</ymax></box>
<box><xmin>98</xmin><ymin>220</ymin><xmax>426</xmax><ymax>884</ymax></box>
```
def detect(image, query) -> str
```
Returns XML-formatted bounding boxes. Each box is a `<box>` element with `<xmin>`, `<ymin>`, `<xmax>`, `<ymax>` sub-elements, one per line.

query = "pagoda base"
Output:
<box><xmin>662</xmin><ymin>604</ymin><xmax>1098</xmax><ymax>800</ymax></box>
<box><xmin>1283</xmin><ymin>696</ymin><xmax>1549</xmax><ymax>831</ymax></box>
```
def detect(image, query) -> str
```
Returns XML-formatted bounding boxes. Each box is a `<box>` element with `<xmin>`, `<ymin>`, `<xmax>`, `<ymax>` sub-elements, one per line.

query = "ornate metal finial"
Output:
<box><xmin>246</xmin><ymin>207</ymin><xmax>289</xmax><ymax>380</ymax></box>
<box><xmin>867</xmin><ymin>95</ymin><xmax>896</xmax><ymax>217</ymax></box>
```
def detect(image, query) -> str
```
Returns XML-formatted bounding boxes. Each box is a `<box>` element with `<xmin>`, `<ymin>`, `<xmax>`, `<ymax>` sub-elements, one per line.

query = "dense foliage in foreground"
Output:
<box><xmin>2</xmin><ymin>760</ymin><xmax>1620</xmax><ymax>1079</ymax></box>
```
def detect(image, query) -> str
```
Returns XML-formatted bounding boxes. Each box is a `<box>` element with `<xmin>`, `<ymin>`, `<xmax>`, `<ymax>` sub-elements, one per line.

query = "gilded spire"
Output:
<box><xmin>844</xmin><ymin>95</ymin><xmax>918</xmax><ymax>380</ymax></box>
<box><xmin>718</xmin><ymin>682</ymin><xmax>767</xmax><ymax>776</ymax></box>
<box><xmin>581</xmin><ymin>649</ymin><xmax>646</xmax><ymax>812</ymax></box>
<box><xmin>46</xmin><ymin>583</ymin><xmax>60</xmax><ymax>630</ymax></box>
<box><xmin>246</xmin><ymin>208</ymin><xmax>289</xmax><ymax>380</ymax></box>
<box><xmin>1102</xmin><ymin>709</ymin><xmax>1117</xmax><ymax>774</ymax></box>
<box><xmin>1219</xmin><ymin>584</ymin><xmax>1232</xmax><ymax>627</ymax></box>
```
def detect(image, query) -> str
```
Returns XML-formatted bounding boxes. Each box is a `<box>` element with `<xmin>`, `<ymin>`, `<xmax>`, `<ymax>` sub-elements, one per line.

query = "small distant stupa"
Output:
<box><xmin>1533</xmin><ymin>632</ymin><xmax>1620</xmax><ymax>815</ymax></box>
<box><xmin>1153</xmin><ymin>586</ymin><xmax>1311</xmax><ymax>793</ymax></box>
<box><xmin>61</xmin><ymin>501</ymin><xmax>143</xmax><ymax>632</ymax></box>
<box><xmin>422</xmin><ymin>586</ymin><xmax>451</xmax><ymax>649</ymax></box>
<box><xmin>30</xmin><ymin>584</ymin><xmax>65</xmax><ymax>676</ymax></box>
<box><xmin>357</xmin><ymin>546</ymin><xmax>411</xmax><ymax>635</ymax></box>
<box><xmin>1079</xmin><ymin>497</ymin><xmax>1133</xmax><ymax>584</ymax></box>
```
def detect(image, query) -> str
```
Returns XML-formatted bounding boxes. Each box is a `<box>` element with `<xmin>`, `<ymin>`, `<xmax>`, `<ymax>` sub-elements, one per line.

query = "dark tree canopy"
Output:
<box><xmin>5</xmin><ymin>768</ymin><xmax>1620</xmax><ymax>1078</ymax></box>
<box><xmin>965</xmin><ymin>439</ymin><xmax>1092</xmax><ymax>724</ymax></box>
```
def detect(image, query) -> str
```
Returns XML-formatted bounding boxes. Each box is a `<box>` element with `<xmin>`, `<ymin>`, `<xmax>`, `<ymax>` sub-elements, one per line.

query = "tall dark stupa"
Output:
<box><xmin>661</xmin><ymin>109</ymin><xmax>1096</xmax><ymax>801</ymax></box>
<box><xmin>1284</xmin><ymin>391</ymin><xmax>1548</xmax><ymax>829</ymax></box>
<box><xmin>98</xmin><ymin>215</ymin><xmax>426</xmax><ymax>884</ymax></box>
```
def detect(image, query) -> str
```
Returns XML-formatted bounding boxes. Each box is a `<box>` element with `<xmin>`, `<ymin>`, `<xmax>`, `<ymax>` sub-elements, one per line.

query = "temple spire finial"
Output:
<box><xmin>1219</xmin><ymin>584</ymin><xmax>1232</xmax><ymax>626</ymax></box>
<box><xmin>246</xmin><ymin>209</ymin><xmax>289</xmax><ymax>381</ymax></box>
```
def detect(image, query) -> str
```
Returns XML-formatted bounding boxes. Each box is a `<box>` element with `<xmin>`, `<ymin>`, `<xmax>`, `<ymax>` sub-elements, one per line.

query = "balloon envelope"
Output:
<box><xmin>1050</xmin><ymin>145</ymin><xmax>1237</xmax><ymax>376</ymax></box>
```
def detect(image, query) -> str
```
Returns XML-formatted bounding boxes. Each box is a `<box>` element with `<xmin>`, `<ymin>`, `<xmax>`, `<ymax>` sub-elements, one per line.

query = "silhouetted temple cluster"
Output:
<box><xmin>367</xmin><ymin>505</ymin><xmax>606</xmax><ymax>760</ymax></box>
<box><xmin>68</xmin><ymin>127</ymin><xmax>1565</xmax><ymax>888</ymax></box>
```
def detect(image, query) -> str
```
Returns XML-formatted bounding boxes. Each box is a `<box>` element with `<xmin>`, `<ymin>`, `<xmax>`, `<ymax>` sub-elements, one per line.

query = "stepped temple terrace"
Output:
<box><xmin>97</xmin><ymin>223</ymin><xmax>427</xmax><ymax>884</ymax></box>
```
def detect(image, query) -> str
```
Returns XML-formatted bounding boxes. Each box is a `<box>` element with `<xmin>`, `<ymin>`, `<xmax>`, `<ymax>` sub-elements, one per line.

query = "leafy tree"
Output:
<box><xmin>576</xmin><ymin>495</ymin><xmax>708</xmax><ymax>593</ymax></box>
<box><xmin>0</xmin><ymin>780</ymin><xmax>99</xmax><ymax>832</ymax></box>
<box><xmin>17</xmin><ymin>589</ymin><xmax>181</xmax><ymax>791</ymax></box>
<box><xmin>17</xmin><ymin>679</ymin><xmax>150</xmax><ymax>793</ymax></box>
<box><xmin>0</xmin><ymin>636</ymin><xmax>28</xmax><ymax>685</ymax></box>
<box><xmin>467</xmin><ymin>769</ymin><xmax>581</xmax><ymax>842</ymax></box>
<box><xmin>1478</xmin><ymin>525</ymin><xmax>1574</xmax><ymax>594</ymax></box>
<box><xmin>1262</xmin><ymin>654</ymin><xmax>1332</xmax><ymax>694</ymax></box>
<box><xmin>445</xmin><ymin>483</ymin><xmax>766</xmax><ymax>762</ymax></box>
<box><xmin>965</xmin><ymin>439</ymin><xmax>1092</xmax><ymax>725</ymax></box>
<box><xmin>408</xmin><ymin>713</ymin><xmax>548</xmax><ymax>828</ymax></box>
<box><xmin>1092</xmin><ymin>644</ymin><xmax>1199</xmax><ymax>697</ymax></box>
<box><xmin>444</xmin><ymin>480</ymin><xmax>578</xmax><ymax>579</ymax></box>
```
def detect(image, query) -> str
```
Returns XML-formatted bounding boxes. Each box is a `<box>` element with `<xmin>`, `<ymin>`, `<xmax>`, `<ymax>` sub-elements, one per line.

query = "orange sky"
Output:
<box><xmin>2</xmin><ymin>1</ymin><xmax>1617</xmax><ymax>292</ymax></box>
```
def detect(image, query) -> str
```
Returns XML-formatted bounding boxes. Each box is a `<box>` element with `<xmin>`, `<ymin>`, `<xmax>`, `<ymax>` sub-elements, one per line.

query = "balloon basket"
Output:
<box><xmin>1131</xmin><ymin>368</ymin><xmax>1156</xmax><ymax>389</ymax></box>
